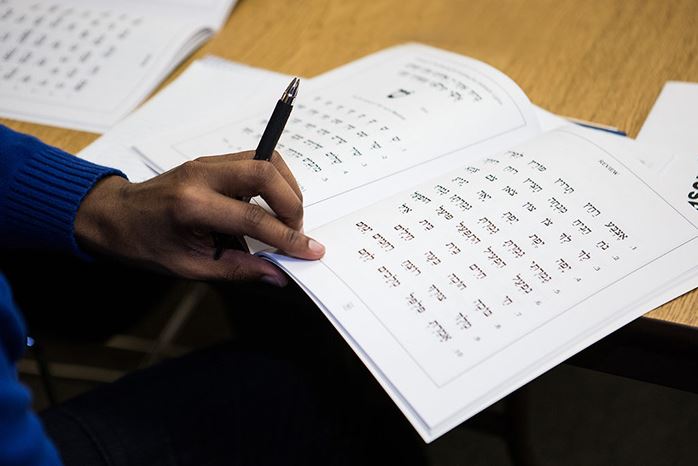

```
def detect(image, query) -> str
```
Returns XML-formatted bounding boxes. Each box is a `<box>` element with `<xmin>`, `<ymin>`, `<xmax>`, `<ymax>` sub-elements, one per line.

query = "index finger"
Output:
<box><xmin>205</xmin><ymin>194</ymin><xmax>324</xmax><ymax>260</ymax></box>
<box><xmin>268</xmin><ymin>151</ymin><xmax>303</xmax><ymax>203</ymax></box>
<box><xmin>195</xmin><ymin>159</ymin><xmax>304</xmax><ymax>231</ymax></box>
<box><xmin>195</xmin><ymin>150</ymin><xmax>303</xmax><ymax>203</ymax></box>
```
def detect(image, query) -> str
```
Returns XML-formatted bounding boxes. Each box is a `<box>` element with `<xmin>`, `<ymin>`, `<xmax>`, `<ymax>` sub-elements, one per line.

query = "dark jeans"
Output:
<box><xmin>41</xmin><ymin>342</ymin><xmax>361</xmax><ymax>466</ymax></box>
<box><xmin>2</xmin><ymin>251</ymin><xmax>426</xmax><ymax>466</ymax></box>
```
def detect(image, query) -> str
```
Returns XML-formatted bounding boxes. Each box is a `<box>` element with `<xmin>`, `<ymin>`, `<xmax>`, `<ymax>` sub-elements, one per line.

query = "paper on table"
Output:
<box><xmin>635</xmin><ymin>81</ymin><xmax>698</xmax><ymax>210</ymax></box>
<box><xmin>637</xmin><ymin>82</ymin><xmax>698</xmax><ymax>158</ymax></box>
<box><xmin>632</xmin><ymin>81</ymin><xmax>698</xmax><ymax>308</ymax></box>
<box><xmin>0</xmin><ymin>0</ymin><xmax>236</xmax><ymax>133</ymax></box>
<box><xmin>79</xmin><ymin>56</ymin><xmax>290</xmax><ymax>181</ymax></box>
<box><xmin>135</xmin><ymin>43</ymin><xmax>541</xmax><ymax>229</ymax></box>
<box><xmin>532</xmin><ymin>105</ymin><xmax>568</xmax><ymax>131</ymax></box>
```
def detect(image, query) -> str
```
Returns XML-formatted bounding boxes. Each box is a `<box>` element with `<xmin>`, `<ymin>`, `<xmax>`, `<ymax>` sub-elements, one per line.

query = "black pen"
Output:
<box><xmin>212</xmin><ymin>77</ymin><xmax>300</xmax><ymax>260</ymax></box>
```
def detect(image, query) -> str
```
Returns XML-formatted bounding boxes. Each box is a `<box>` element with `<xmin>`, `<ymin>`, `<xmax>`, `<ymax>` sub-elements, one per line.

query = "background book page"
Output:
<box><xmin>136</xmin><ymin>43</ymin><xmax>540</xmax><ymax>227</ymax></box>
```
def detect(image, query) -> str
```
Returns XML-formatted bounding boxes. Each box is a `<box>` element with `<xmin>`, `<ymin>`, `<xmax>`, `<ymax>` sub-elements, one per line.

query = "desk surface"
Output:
<box><xmin>3</xmin><ymin>0</ymin><xmax>698</xmax><ymax>329</ymax></box>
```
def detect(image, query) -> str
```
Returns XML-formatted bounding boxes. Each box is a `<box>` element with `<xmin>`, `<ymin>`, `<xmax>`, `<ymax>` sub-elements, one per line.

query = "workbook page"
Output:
<box><xmin>79</xmin><ymin>57</ymin><xmax>290</xmax><ymax>182</ymax></box>
<box><xmin>135</xmin><ymin>44</ymin><xmax>540</xmax><ymax>227</ymax></box>
<box><xmin>264</xmin><ymin>126</ymin><xmax>698</xmax><ymax>441</ymax></box>
<box><xmin>0</xmin><ymin>0</ymin><xmax>214</xmax><ymax>132</ymax></box>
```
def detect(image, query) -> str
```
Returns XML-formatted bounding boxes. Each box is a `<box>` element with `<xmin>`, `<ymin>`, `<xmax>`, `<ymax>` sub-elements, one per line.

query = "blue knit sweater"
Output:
<box><xmin>0</xmin><ymin>125</ymin><xmax>124</xmax><ymax>465</ymax></box>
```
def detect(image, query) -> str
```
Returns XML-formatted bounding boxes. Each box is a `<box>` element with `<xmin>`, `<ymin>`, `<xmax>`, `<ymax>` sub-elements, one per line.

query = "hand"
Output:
<box><xmin>74</xmin><ymin>151</ymin><xmax>325</xmax><ymax>286</ymax></box>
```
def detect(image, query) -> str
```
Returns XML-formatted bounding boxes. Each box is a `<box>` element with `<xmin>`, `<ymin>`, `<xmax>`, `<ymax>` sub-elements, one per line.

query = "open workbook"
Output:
<box><xmin>0</xmin><ymin>0</ymin><xmax>237</xmax><ymax>132</ymax></box>
<box><xmin>134</xmin><ymin>44</ymin><xmax>698</xmax><ymax>441</ymax></box>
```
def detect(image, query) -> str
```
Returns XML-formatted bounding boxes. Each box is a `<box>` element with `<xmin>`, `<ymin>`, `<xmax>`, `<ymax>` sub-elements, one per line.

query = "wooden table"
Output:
<box><xmin>3</xmin><ymin>0</ymin><xmax>697</xmax><ymax>385</ymax></box>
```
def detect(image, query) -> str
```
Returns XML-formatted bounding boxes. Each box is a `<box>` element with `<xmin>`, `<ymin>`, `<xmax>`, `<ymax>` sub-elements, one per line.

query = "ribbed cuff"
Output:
<box><xmin>2</xmin><ymin>144</ymin><xmax>125</xmax><ymax>260</ymax></box>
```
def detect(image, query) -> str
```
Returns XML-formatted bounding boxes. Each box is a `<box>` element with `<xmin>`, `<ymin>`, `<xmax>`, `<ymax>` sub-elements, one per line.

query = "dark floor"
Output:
<box><xmin>19</xmin><ymin>282</ymin><xmax>698</xmax><ymax>466</ymax></box>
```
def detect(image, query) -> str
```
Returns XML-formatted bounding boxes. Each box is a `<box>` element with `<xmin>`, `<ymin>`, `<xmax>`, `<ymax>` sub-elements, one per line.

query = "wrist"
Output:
<box><xmin>74</xmin><ymin>175</ymin><xmax>131</xmax><ymax>257</ymax></box>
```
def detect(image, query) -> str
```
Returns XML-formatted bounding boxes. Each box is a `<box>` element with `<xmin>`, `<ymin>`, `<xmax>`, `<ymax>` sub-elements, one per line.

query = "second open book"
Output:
<box><xmin>134</xmin><ymin>44</ymin><xmax>698</xmax><ymax>441</ymax></box>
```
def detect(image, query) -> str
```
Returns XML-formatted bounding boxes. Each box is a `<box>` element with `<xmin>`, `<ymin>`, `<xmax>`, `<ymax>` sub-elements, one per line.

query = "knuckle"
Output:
<box><xmin>235</xmin><ymin>150</ymin><xmax>256</xmax><ymax>160</ymax></box>
<box><xmin>283</xmin><ymin>227</ymin><xmax>303</xmax><ymax>249</ymax></box>
<box><xmin>171</xmin><ymin>185</ymin><xmax>205</xmax><ymax>224</ymax></box>
<box><xmin>243</xmin><ymin>204</ymin><xmax>266</xmax><ymax>228</ymax></box>
<box><xmin>254</xmin><ymin>161</ymin><xmax>275</xmax><ymax>183</ymax></box>
<box><xmin>222</xmin><ymin>262</ymin><xmax>246</xmax><ymax>282</ymax></box>
<box><xmin>193</xmin><ymin>155</ymin><xmax>211</xmax><ymax>163</ymax></box>
<box><xmin>291</xmin><ymin>199</ymin><xmax>304</xmax><ymax>223</ymax></box>
<box><xmin>271</xmin><ymin>151</ymin><xmax>290</xmax><ymax>172</ymax></box>
<box><xmin>179</xmin><ymin>159</ymin><xmax>203</xmax><ymax>179</ymax></box>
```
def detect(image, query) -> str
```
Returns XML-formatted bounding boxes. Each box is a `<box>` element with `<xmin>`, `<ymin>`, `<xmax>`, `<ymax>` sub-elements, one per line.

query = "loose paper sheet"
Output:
<box><xmin>79</xmin><ymin>56</ymin><xmax>289</xmax><ymax>181</ymax></box>
<box><xmin>0</xmin><ymin>0</ymin><xmax>236</xmax><ymax>132</ymax></box>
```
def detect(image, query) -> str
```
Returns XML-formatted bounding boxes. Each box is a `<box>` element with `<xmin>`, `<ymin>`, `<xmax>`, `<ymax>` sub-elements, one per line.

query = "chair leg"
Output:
<box><xmin>140</xmin><ymin>282</ymin><xmax>209</xmax><ymax>368</ymax></box>
<box><xmin>30</xmin><ymin>339</ymin><xmax>58</xmax><ymax>407</ymax></box>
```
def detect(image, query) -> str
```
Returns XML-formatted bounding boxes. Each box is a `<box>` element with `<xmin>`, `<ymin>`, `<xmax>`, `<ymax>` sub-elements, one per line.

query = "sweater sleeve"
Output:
<box><xmin>0</xmin><ymin>126</ymin><xmax>126</xmax><ymax>465</ymax></box>
<box><xmin>0</xmin><ymin>125</ymin><xmax>126</xmax><ymax>257</ymax></box>
<box><xmin>0</xmin><ymin>274</ymin><xmax>63</xmax><ymax>466</ymax></box>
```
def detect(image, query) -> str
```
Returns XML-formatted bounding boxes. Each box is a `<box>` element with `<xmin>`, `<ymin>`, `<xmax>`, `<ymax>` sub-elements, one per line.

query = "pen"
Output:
<box><xmin>212</xmin><ymin>77</ymin><xmax>300</xmax><ymax>260</ymax></box>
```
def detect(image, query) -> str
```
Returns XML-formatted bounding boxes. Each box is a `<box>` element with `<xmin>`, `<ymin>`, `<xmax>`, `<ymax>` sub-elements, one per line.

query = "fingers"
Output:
<box><xmin>195</xmin><ymin>150</ymin><xmax>303</xmax><ymax>203</ymax></box>
<box><xmin>184</xmin><ymin>247</ymin><xmax>289</xmax><ymax>286</ymax></box>
<box><xmin>203</xmin><ymin>193</ymin><xmax>325</xmax><ymax>260</ymax></box>
<box><xmin>195</xmin><ymin>159</ymin><xmax>304</xmax><ymax>230</ymax></box>
<box><xmin>268</xmin><ymin>151</ymin><xmax>303</xmax><ymax>203</ymax></box>
<box><xmin>181</xmin><ymin>150</ymin><xmax>321</xmax><ymax>262</ymax></box>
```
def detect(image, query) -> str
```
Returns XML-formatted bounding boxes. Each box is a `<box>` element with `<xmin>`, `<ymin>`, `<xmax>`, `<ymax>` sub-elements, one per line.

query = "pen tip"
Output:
<box><xmin>282</xmin><ymin>77</ymin><xmax>300</xmax><ymax>104</ymax></box>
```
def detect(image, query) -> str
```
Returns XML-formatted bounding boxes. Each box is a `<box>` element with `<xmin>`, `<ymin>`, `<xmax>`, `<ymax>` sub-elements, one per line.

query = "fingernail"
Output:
<box><xmin>308</xmin><ymin>238</ymin><xmax>325</xmax><ymax>255</ymax></box>
<box><xmin>261</xmin><ymin>274</ymin><xmax>287</xmax><ymax>287</ymax></box>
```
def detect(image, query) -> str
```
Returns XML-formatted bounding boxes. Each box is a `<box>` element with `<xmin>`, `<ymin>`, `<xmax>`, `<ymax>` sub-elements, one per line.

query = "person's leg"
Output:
<box><xmin>3</xmin><ymin>249</ymin><xmax>426</xmax><ymax>464</ymax></box>
<box><xmin>217</xmin><ymin>281</ymin><xmax>429</xmax><ymax>466</ymax></box>
<box><xmin>41</xmin><ymin>341</ymin><xmax>357</xmax><ymax>466</ymax></box>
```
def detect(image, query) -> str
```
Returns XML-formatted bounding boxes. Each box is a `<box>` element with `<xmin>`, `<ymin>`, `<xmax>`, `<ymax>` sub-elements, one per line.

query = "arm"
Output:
<box><xmin>74</xmin><ymin>151</ymin><xmax>324</xmax><ymax>286</ymax></box>
<box><xmin>0</xmin><ymin>125</ymin><xmax>323</xmax><ymax>465</ymax></box>
<box><xmin>0</xmin><ymin>124</ymin><xmax>324</xmax><ymax>285</ymax></box>
<box><xmin>0</xmin><ymin>125</ymin><xmax>122</xmax><ymax>465</ymax></box>
<box><xmin>0</xmin><ymin>125</ymin><xmax>125</xmax><ymax>256</ymax></box>
<box><xmin>0</xmin><ymin>275</ymin><xmax>62</xmax><ymax>466</ymax></box>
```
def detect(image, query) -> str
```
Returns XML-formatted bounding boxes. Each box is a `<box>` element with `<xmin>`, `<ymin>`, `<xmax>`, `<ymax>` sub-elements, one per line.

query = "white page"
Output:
<box><xmin>138</xmin><ymin>0</ymin><xmax>237</xmax><ymax>29</ymax></box>
<box><xmin>0</xmin><ymin>0</ymin><xmax>234</xmax><ymax>132</ymax></box>
<box><xmin>628</xmin><ymin>147</ymin><xmax>698</xmax><ymax>308</ymax></box>
<box><xmin>136</xmin><ymin>43</ymin><xmax>540</xmax><ymax>228</ymax></box>
<box><xmin>262</xmin><ymin>125</ymin><xmax>698</xmax><ymax>441</ymax></box>
<box><xmin>79</xmin><ymin>56</ymin><xmax>290</xmax><ymax>181</ymax></box>
<box><xmin>637</xmin><ymin>81</ymin><xmax>698</xmax><ymax>161</ymax></box>
<box><xmin>635</xmin><ymin>80</ymin><xmax>698</xmax><ymax>220</ymax></box>
<box><xmin>632</xmin><ymin>81</ymin><xmax>698</xmax><ymax>307</ymax></box>
<box><xmin>533</xmin><ymin>105</ymin><xmax>568</xmax><ymax>131</ymax></box>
